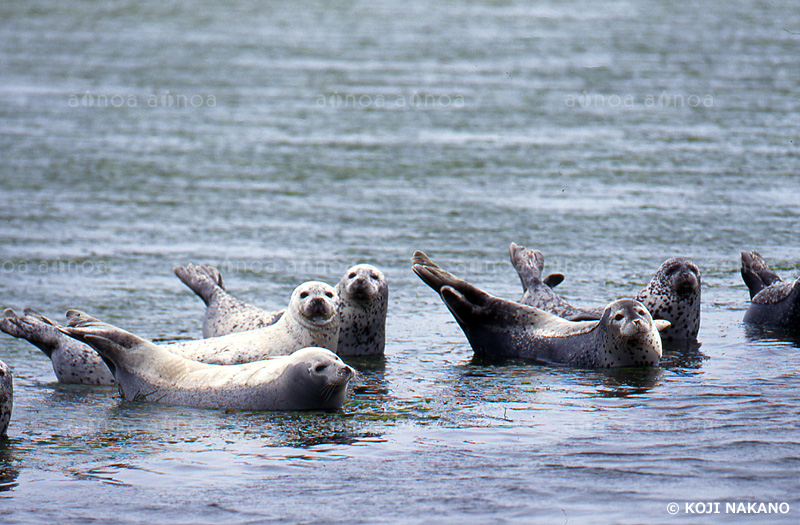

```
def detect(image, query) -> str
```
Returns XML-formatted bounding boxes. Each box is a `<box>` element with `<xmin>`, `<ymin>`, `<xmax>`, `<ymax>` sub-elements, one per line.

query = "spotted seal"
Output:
<box><xmin>413</xmin><ymin>251</ymin><xmax>668</xmax><ymax>367</ymax></box>
<box><xmin>509</xmin><ymin>242</ymin><xmax>701</xmax><ymax>341</ymax></box>
<box><xmin>159</xmin><ymin>280</ymin><xmax>339</xmax><ymax>364</ymax></box>
<box><xmin>741</xmin><ymin>251</ymin><xmax>800</xmax><ymax>330</ymax></box>
<box><xmin>61</xmin><ymin>311</ymin><xmax>354</xmax><ymax>411</ymax></box>
<box><xmin>1</xmin><ymin>308</ymin><xmax>115</xmax><ymax>385</ymax></box>
<box><xmin>0</xmin><ymin>360</ymin><xmax>11</xmax><ymax>436</ymax></box>
<box><xmin>174</xmin><ymin>263</ymin><xmax>388</xmax><ymax>356</ymax></box>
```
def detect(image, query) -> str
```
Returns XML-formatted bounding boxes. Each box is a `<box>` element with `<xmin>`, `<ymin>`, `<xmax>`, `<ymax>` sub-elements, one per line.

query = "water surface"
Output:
<box><xmin>1</xmin><ymin>0</ymin><xmax>799</xmax><ymax>523</ymax></box>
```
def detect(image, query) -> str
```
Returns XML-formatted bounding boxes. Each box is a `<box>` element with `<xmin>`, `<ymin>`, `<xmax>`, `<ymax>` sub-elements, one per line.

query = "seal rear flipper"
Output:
<box><xmin>1</xmin><ymin>308</ymin><xmax>62</xmax><ymax>358</ymax></box>
<box><xmin>741</xmin><ymin>251</ymin><xmax>783</xmax><ymax>299</ymax></box>
<box><xmin>60</xmin><ymin>310</ymin><xmax>161</xmax><ymax>376</ymax></box>
<box><xmin>509</xmin><ymin>242</ymin><xmax>545</xmax><ymax>291</ymax></box>
<box><xmin>412</xmin><ymin>264</ymin><xmax>489</xmax><ymax>306</ymax></box>
<box><xmin>174</xmin><ymin>263</ymin><xmax>225</xmax><ymax>306</ymax></box>
<box><xmin>411</xmin><ymin>250</ymin><xmax>441</xmax><ymax>269</ymax></box>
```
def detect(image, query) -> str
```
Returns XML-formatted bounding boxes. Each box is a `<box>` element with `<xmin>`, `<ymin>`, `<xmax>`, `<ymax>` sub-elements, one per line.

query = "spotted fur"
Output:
<box><xmin>741</xmin><ymin>251</ymin><xmax>800</xmax><ymax>330</ymax></box>
<box><xmin>510</xmin><ymin>243</ymin><xmax>701</xmax><ymax>341</ymax></box>
<box><xmin>61</xmin><ymin>311</ymin><xmax>355</xmax><ymax>411</ymax></box>
<box><xmin>0</xmin><ymin>308</ymin><xmax>115</xmax><ymax>385</ymax></box>
<box><xmin>163</xmin><ymin>281</ymin><xmax>340</xmax><ymax>364</ymax></box>
<box><xmin>412</xmin><ymin>252</ymin><xmax>666</xmax><ymax>368</ymax></box>
<box><xmin>175</xmin><ymin>264</ymin><xmax>388</xmax><ymax>356</ymax></box>
<box><xmin>0</xmin><ymin>360</ymin><xmax>12</xmax><ymax>436</ymax></box>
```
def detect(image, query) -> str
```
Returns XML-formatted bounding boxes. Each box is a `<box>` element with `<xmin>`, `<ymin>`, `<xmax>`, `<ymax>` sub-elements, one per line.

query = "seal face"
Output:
<box><xmin>175</xmin><ymin>263</ymin><xmax>389</xmax><ymax>356</ymax></box>
<box><xmin>165</xmin><ymin>281</ymin><xmax>340</xmax><ymax>365</ymax></box>
<box><xmin>334</xmin><ymin>265</ymin><xmax>388</xmax><ymax>356</ymax></box>
<box><xmin>741</xmin><ymin>251</ymin><xmax>800</xmax><ymax>331</ymax></box>
<box><xmin>61</xmin><ymin>311</ymin><xmax>355</xmax><ymax>411</ymax></box>
<box><xmin>0</xmin><ymin>360</ymin><xmax>12</xmax><ymax>436</ymax></box>
<box><xmin>412</xmin><ymin>251</ymin><xmax>667</xmax><ymax>368</ymax></box>
<box><xmin>510</xmin><ymin>243</ymin><xmax>701</xmax><ymax>341</ymax></box>
<box><xmin>634</xmin><ymin>257</ymin><xmax>701</xmax><ymax>342</ymax></box>
<box><xmin>1</xmin><ymin>308</ymin><xmax>115</xmax><ymax>385</ymax></box>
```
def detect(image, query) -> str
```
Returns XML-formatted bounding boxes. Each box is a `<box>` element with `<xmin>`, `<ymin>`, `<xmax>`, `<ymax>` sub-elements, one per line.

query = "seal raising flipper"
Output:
<box><xmin>162</xmin><ymin>281</ymin><xmax>340</xmax><ymax>364</ymax></box>
<box><xmin>510</xmin><ymin>243</ymin><xmax>701</xmax><ymax>340</ymax></box>
<box><xmin>0</xmin><ymin>308</ymin><xmax>115</xmax><ymax>385</ymax></box>
<box><xmin>741</xmin><ymin>251</ymin><xmax>800</xmax><ymax>331</ymax></box>
<box><xmin>61</xmin><ymin>311</ymin><xmax>354</xmax><ymax>411</ymax></box>
<box><xmin>174</xmin><ymin>264</ymin><xmax>281</xmax><ymax>338</ymax></box>
<box><xmin>0</xmin><ymin>360</ymin><xmax>12</xmax><ymax>436</ymax></box>
<box><xmin>508</xmin><ymin>243</ymin><xmax>602</xmax><ymax>321</ymax></box>
<box><xmin>176</xmin><ymin>263</ymin><xmax>388</xmax><ymax>356</ymax></box>
<box><xmin>412</xmin><ymin>252</ymin><xmax>667</xmax><ymax>368</ymax></box>
<box><xmin>741</xmin><ymin>251</ymin><xmax>784</xmax><ymax>299</ymax></box>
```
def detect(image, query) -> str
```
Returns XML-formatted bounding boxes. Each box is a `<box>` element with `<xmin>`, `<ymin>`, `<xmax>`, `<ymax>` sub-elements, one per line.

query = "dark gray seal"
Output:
<box><xmin>1</xmin><ymin>308</ymin><xmax>115</xmax><ymax>385</ymax></box>
<box><xmin>741</xmin><ymin>251</ymin><xmax>800</xmax><ymax>330</ymax></box>
<box><xmin>0</xmin><ymin>360</ymin><xmax>11</xmax><ymax>436</ymax></box>
<box><xmin>412</xmin><ymin>252</ymin><xmax>668</xmax><ymax>368</ymax></box>
<box><xmin>61</xmin><ymin>311</ymin><xmax>355</xmax><ymax>411</ymax></box>
<box><xmin>174</xmin><ymin>263</ymin><xmax>388</xmax><ymax>356</ymax></box>
<box><xmin>509</xmin><ymin>242</ymin><xmax>701</xmax><ymax>341</ymax></box>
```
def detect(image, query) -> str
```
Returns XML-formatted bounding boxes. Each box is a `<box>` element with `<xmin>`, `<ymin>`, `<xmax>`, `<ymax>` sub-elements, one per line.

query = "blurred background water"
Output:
<box><xmin>1</xmin><ymin>0</ymin><xmax>799</xmax><ymax>522</ymax></box>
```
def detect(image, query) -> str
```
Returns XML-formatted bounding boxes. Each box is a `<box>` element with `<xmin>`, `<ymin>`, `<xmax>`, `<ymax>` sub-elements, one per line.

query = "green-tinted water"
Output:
<box><xmin>1</xmin><ymin>1</ymin><xmax>799</xmax><ymax>522</ymax></box>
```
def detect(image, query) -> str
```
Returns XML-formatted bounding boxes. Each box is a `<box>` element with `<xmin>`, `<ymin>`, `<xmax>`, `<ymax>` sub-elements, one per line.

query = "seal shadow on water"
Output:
<box><xmin>468</xmin><ymin>355</ymin><xmax>665</xmax><ymax>397</ymax></box>
<box><xmin>743</xmin><ymin>324</ymin><xmax>800</xmax><ymax>349</ymax></box>
<box><xmin>0</xmin><ymin>439</ymin><xmax>22</xmax><ymax>492</ymax></box>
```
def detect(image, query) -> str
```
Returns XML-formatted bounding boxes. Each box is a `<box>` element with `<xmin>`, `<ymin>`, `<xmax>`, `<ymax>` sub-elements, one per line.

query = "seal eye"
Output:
<box><xmin>370</xmin><ymin>273</ymin><xmax>379</xmax><ymax>280</ymax></box>
<box><xmin>325</xmin><ymin>291</ymin><xmax>334</xmax><ymax>298</ymax></box>
<box><xmin>635</xmin><ymin>309</ymin><xmax>647</xmax><ymax>317</ymax></box>
<box><xmin>300</xmin><ymin>291</ymin><xmax>309</xmax><ymax>299</ymax></box>
<box><xmin>614</xmin><ymin>313</ymin><xmax>625</xmax><ymax>321</ymax></box>
<box><xmin>314</xmin><ymin>363</ymin><xmax>328</xmax><ymax>373</ymax></box>
<box><xmin>348</xmin><ymin>272</ymin><xmax>357</xmax><ymax>279</ymax></box>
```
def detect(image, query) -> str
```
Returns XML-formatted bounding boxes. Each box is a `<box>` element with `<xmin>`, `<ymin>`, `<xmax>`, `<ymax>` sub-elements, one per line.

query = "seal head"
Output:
<box><xmin>335</xmin><ymin>264</ymin><xmax>389</xmax><ymax>356</ymax></box>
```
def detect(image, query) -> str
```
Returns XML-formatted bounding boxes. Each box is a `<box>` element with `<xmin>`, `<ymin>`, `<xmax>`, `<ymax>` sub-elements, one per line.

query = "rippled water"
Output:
<box><xmin>1</xmin><ymin>0</ymin><xmax>799</xmax><ymax>522</ymax></box>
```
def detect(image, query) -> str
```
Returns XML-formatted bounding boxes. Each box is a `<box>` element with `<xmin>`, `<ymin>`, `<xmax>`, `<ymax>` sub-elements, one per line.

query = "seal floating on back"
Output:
<box><xmin>1</xmin><ymin>308</ymin><xmax>115</xmax><ymax>385</ymax></box>
<box><xmin>741</xmin><ymin>250</ymin><xmax>800</xmax><ymax>331</ymax></box>
<box><xmin>412</xmin><ymin>252</ymin><xmax>668</xmax><ymax>368</ymax></box>
<box><xmin>174</xmin><ymin>263</ymin><xmax>388</xmax><ymax>356</ymax></box>
<box><xmin>509</xmin><ymin>242</ymin><xmax>701</xmax><ymax>341</ymax></box>
<box><xmin>61</xmin><ymin>311</ymin><xmax>355</xmax><ymax>411</ymax></box>
<box><xmin>0</xmin><ymin>360</ymin><xmax>12</xmax><ymax>436</ymax></box>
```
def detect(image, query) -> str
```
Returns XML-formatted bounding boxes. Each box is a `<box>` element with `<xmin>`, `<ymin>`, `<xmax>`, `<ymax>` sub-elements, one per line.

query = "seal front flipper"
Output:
<box><xmin>543</xmin><ymin>273</ymin><xmax>565</xmax><ymax>288</ymax></box>
<box><xmin>174</xmin><ymin>263</ymin><xmax>225</xmax><ymax>306</ymax></box>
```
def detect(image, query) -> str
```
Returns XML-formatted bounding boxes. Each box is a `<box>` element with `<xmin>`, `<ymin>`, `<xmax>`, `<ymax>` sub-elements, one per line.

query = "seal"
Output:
<box><xmin>509</xmin><ymin>242</ymin><xmax>701</xmax><ymax>341</ymax></box>
<box><xmin>741</xmin><ymin>251</ymin><xmax>800</xmax><ymax>330</ymax></box>
<box><xmin>174</xmin><ymin>263</ymin><xmax>388</xmax><ymax>356</ymax></box>
<box><xmin>163</xmin><ymin>281</ymin><xmax>339</xmax><ymax>364</ymax></box>
<box><xmin>1</xmin><ymin>308</ymin><xmax>115</xmax><ymax>385</ymax></box>
<box><xmin>412</xmin><ymin>251</ymin><xmax>668</xmax><ymax>368</ymax></box>
<box><xmin>0</xmin><ymin>360</ymin><xmax>11</xmax><ymax>436</ymax></box>
<box><xmin>61</xmin><ymin>311</ymin><xmax>355</xmax><ymax>411</ymax></box>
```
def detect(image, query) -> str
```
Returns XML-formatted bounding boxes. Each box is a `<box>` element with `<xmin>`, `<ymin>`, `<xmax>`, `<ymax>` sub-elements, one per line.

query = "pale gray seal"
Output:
<box><xmin>1</xmin><ymin>308</ymin><xmax>115</xmax><ymax>385</ymax></box>
<box><xmin>156</xmin><ymin>280</ymin><xmax>339</xmax><ymax>364</ymax></box>
<box><xmin>741</xmin><ymin>251</ymin><xmax>800</xmax><ymax>330</ymax></box>
<box><xmin>61</xmin><ymin>311</ymin><xmax>355</xmax><ymax>411</ymax></box>
<box><xmin>174</xmin><ymin>263</ymin><xmax>388</xmax><ymax>356</ymax></box>
<box><xmin>509</xmin><ymin>242</ymin><xmax>701</xmax><ymax>341</ymax></box>
<box><xmin>0</xmin><ymin>360</ymin><xmax>11</xmax><ymax>436</ymax></box>
<box><xmin>413</xmin><ymin>251</ymin><xmax>668</xmax><ymax>368</ymax></box>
